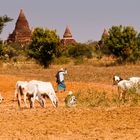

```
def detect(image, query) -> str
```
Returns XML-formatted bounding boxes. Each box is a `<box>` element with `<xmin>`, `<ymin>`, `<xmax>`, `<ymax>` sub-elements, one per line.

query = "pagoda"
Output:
<box><xmin>102</xmin><ymin>28</ymin><xmax>109</xmax><ymax>38</ymax></box>
<box><xmin>7</xmin><ymin>9</ymin><xmax>32</xmax><ymax>44</ymax></box>
<box><xmin>61</xmin><ymin>26</ymin><xmax>76</xmax><ymax>46</ymax></box>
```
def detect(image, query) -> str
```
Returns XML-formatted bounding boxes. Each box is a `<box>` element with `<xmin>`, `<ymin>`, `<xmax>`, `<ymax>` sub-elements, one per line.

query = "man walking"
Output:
<box><xmin>55</xmin><ymin>68</ymin><xmax>67</xmax><ymax>92</ymax></box>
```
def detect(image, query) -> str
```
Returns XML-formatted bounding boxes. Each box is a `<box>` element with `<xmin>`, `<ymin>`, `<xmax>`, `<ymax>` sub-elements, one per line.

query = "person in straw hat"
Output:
<box><xmin>55</xmin><ymin>68</ymin><xmax>67</xmax><ymax>92</ymax></box>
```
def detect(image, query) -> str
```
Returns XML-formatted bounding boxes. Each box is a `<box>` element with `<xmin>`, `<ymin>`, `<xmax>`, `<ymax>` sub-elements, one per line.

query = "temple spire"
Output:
<box><xmin>63</xmin><ymin>25</ymin><xmax>72</xmax><ymax>38</ymax></box>
<box><xmin>102</xmin><ymin>28</ymin><xmax>109</xmax><ymax>37</ymax></box>
<box><xmin>7</xmin><ymin>9</ymin><xmax>32</xmax><ymax>44</ymax></box>
<box><xmin>61</xmin><ymin>25</ymin><xmax>76</xmax><ymax>46</ymax></box>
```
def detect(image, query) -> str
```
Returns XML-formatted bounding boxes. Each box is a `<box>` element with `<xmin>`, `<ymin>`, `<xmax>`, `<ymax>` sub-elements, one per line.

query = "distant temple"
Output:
<box><xmin>102</xmin><ymin>28</ymin><xmax>109</xmax><ymax>38</ymax></box>
<box><xmin>7</xmin><ymin>9</ymin><xmax>77</xmax><ymax>46</ymax></box>
<box><xmin>7</xmin><ymin>9</ymin><xmax>32</xmax><ymax>44</ymax></box>
<box><xmin>98</xmin><ymin>28</ymin><xmax>109</xmax><ymax>48</ymax></box>
<box><xmin>61</xmin><ymin>26</ymin><xmax>76</xmax><ymax>46</ymax></box>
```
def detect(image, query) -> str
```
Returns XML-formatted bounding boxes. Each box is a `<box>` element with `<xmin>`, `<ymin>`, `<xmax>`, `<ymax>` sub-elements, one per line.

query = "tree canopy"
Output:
<box><xmin>28</xmin><ymin>27</ymin><xmax>60</xmax><ymax>67</ymax></box>
<box><xmin>0</xmin><ymin>15</ymin><xmax>13</xmax><ymax>35</ymax></box>
<box><xmin>103</xmin><ymin>25</ymin><xmax>140</xmax><ymax>63</ymax></box>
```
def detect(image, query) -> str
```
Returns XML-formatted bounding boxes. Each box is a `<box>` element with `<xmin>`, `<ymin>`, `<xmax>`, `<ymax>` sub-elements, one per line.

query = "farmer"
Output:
<box><xmin>55</xmin><ymin>68</ymin><xmax>67</xmax><ymax>92</ymax></box>
<box><xmin>65</xmin><ymin>91</ymin><xmax>77</xmax><ymax>107</ymax></box>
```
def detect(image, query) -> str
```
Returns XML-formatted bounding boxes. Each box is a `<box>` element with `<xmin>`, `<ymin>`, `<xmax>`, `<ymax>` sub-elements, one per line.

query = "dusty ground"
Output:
<box><xmin>0</xmin><ymin>70</ymin><xmax>140</xmax><ymax>139</ymax></box>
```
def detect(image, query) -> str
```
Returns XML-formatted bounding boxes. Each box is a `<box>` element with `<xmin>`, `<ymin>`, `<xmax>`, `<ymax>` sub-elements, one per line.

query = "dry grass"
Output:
<box><xmin>1</xmin><ymin>57</ymin><xmax>140</xmax><ymax>83</ymax></box>
<box><xmin>1</xmin><ymin>59</ymin><xmax>140</xmax><ymax>108</ymax></box>
<box><xmin>1</xmin><ymin>59</ymin><xmax>140</xmax><ymax>86</ymax></box>
<box><xmin>1</xmin><ymin>59</ymin><xmax>140</xmax><ymax>139</ymax></box>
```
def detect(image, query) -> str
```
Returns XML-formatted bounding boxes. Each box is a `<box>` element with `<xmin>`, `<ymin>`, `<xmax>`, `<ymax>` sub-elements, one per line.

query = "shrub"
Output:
<box><xmin>68</xmin><ymin>43</ymin><xmax>93</xmax><ymax>59</ymax></box>
<box><xmin>52</xmin><ymin>56</ymin><xmax>71</xmax><ymax>65</ymax></box>
<box><xmin>75</xmin><ymin>89</ymin><xmax>110</xmax><ymax>107</ymax></box>
<box><xmin>0</xmin><ymin>42</ymin><xmax>27</xmax><ymax>62</ymax></box>
<box><xmin>75</xmin><ymin>88</ymin><xmax>140</xmax><ymax>108</ymax></box>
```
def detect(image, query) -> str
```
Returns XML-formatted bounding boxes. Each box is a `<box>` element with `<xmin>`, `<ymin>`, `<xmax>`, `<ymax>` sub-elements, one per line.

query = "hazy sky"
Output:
<box><xmin>0</xmin><ymin>0</ymin><xmax>140</xmax><ymax>43</ymax></box>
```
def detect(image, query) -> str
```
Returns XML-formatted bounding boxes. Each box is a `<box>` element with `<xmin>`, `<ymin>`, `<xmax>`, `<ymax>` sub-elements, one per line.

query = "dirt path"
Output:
<box><xmin>0</xmin><ymin>75</ymin><xmax>140</xmax><ymax>140</ymax></box>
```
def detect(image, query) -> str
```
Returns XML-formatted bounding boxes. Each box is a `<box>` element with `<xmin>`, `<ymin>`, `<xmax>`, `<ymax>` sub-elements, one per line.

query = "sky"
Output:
<box><xmin>0</xmin><ymin>0</ymin><xmax>140</xmax><ymax>43</ymax></box>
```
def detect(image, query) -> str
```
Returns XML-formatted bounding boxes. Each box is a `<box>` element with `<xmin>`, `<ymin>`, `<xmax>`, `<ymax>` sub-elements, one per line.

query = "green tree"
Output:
<box><xmin>0</xmin><ymin>15</ymin><xmax>13</xmax><ymax>35</ymax></box>
<box><xmin>28</xmin><ymin>27</ymin><xmax>60</xmax><ymax>67</ymax></box>
<box><xmin>105</xmin><ymin>25</ymin><xmax>139</xmax><ymax>63</ymax></box>
<box><xmin>0</xmin><ymin>15</ymin><xmax>13</xmax><ymax>61</ymax></box>
<box><xmin>68</xmin><ymin>43</ymin><xmax>93</xmax><ymax>58</ymax></box>
<box><xmin>0</xmin><ymin>42</ymin><xmax>25</xmax><ymax>62</ymax></box>
<box><xmin>137</xmin><ymin>33</ymin><xmax>140</xmax><ymax>47</ymax></box>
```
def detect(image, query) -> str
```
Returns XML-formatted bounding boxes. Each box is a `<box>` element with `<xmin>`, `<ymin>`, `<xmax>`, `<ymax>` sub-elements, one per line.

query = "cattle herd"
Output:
<box><xmin>14</xmin><ymin>80</ymin><xmax>59</xmax><ymax>109</ymax></box>
<box><xmin>2</xmin><ymin>75</ymin><xmax>139</xmax><ymax>109</ymax></box>
<box><xmin>0</xmin><ymin>79</ymin><xmax>77</xmax><ymax>109</ymax></box>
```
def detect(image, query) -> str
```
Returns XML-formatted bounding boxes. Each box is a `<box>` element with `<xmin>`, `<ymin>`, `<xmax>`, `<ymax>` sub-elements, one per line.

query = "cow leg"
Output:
<box><xmin>14</xmin><ymin>89</ymin><xmax>18</xmax><ymax>101</ymax></box>
<box><xmin>17</xmin><ymin>93</ymin><xmax>21</xmax><ymax>110</ymax></box>
<box><xmin>36</xmin><ymin>94</ymin><xmax>46</xmax><ymax>108</ymax></box>
<box><xmin>42</xmin><ymin>98</ymin><xmax>46</xmax><ymax>108</ymax></box>
<box><xmin>40</xmin><ymin>98</ymin><xmax>46</xmax><ymax>108</ymax></box>
<box><xmin>24</xmin><ymin>93</ymin><xmax>28</xmax><ymax>108</ymax></box>
<box><xmin>119</xmin><ymin>92</ymin><xmax>122</xmax><ymax>100</ymax></box>
<box><xmin>122</xmin><ymin>91</ymin><xmax>126</xmax><ymax>102</ymax></box>
<box><xmin>118</xmin><ymin>87</ymin><xmax>122</xmax><ymax>100</ymax></box>
<box><xmin>28</xmin><ymin>96</ymin><xmax>33</xmax><ymax>108</ymax></box>
<box><xmin>30</xmin><ymin>93</ymin><xmax>36</xmax><ymax>108</ymax></box>
<box><xmin>31</xmin><ymin>97</ymin><xmax>34</xmax><ymax>108</ymax></box>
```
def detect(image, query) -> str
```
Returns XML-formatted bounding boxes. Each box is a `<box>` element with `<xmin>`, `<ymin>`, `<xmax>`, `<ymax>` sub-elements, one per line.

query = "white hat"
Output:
<box><xmin>60</xmin><ymin>68</ymin><xmax>64</xmax><ymax>71</ymax></box>
<box><xmin>68</xmin><ymin>91</ymin><xmax>73</xmax><ymax>95</ymax></box>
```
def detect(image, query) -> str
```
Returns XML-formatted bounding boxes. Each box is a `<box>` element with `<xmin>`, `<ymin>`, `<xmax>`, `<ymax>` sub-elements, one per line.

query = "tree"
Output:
<box><xmin>137</xmin><ymin>33</ymin><xmax>140</xmax><ymax>47</ymax></box>
<box><xmin>0</xmin><ymin>15</ymin><xmax>13</xmax><ymax>61</ymax></box>
<box><xmin>68</xmin><ymin>43</ymin><xmax>93</xmax><ymax>58</ymax></box>
<box><xmin>28</xmin><ymin>27</ymin><xmax>60</xmax><ymax>67</ymax></box>
<box><xmin>0</xmin><ymin>15</ymin><xmax>13</xmax><ymax>35</ymax></box>
<box><xmin>104</xmin><ymin>25</ymin><xmax>139</xmax><ymax>63</ymax></box>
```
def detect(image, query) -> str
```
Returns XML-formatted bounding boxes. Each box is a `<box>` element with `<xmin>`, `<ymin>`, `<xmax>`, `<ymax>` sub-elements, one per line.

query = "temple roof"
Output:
<box><xmin>15</xmin><ymin>9</ymin><xmax>31</xmax><ymax>33</ymax></box>
<box><xmin>63</xmin><ymin>26</ymin><xmax>73</xmax><ymax>38</ymax></box>
<box><xmin>61</xmin><ymin>25</ymin><xmax>77</xmax><ymax>46</ymax></box>
<box><xmin>102</xmin><ymin>28</ymin><xmax>109</xmax><ymax>37</ymax></box>
<box><xmin>7</xmin><ymin>9</ymin><xmax>31</xmax><ymax>44</ymax></box>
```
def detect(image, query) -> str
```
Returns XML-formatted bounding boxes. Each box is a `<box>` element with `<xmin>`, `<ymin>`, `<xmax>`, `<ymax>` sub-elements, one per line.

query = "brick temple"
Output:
<box><xmin>61</xmin><ymin>26</ymin><xmax>76</xmax><ymax>46</ymax></box>
<box><xmin>7</xmin><ymin>9</ymin><xmax>32</xmax><ymax>44</ymax></box>
<box><xmin>7</xmin><ymin>10</ymin><xmax>77</xmax><ymax>46</ymax></box>
<box><xmin>102</xmin><ymin>28</ymin><xmax>109</xmax><ymax>38</ymax></box>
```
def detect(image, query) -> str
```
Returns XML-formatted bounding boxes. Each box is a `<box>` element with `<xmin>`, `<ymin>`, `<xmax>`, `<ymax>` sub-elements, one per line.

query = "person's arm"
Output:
<box><xmin>64</xmin><ymin>68</ymin><xmax>67</xmax><ymax>74</ymax></box>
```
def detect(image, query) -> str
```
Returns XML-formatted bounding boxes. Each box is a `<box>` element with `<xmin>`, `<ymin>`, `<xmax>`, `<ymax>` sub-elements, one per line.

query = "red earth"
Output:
<box><xmin>0</xmin><ymin>74</ymin><xmax>140</xmax><ymax>140</ymax></box>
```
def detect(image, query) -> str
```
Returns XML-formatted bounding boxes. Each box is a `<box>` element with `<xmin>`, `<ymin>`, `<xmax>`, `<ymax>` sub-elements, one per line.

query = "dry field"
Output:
<box><xmin>0</xmin><ymin>63</ymin><xmax>140</xmax><ymax>139</ymax></box>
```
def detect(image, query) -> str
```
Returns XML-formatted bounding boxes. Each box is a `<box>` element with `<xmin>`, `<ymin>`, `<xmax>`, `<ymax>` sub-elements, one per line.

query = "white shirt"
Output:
<box><xmin>59</xmin><ymin>70</ymin><xmax>67</xmax><ymax>82</ymax></box>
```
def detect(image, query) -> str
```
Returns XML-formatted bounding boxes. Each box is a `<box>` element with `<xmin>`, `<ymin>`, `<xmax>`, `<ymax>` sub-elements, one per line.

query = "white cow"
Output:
<box><xmin>128</xmin><ymin>77</ymin><xmax>140</xmax><ymax>85</ymax></box>
<box><xmin>15</xmin><ymin>81</ymin><xmax>45</xmax><ymax>109</ymax></box>
<box><xmin>20</xmin><ymin>82</ymin><xmax>44</xmax><ymax>109</ymax></box>
<box><xmin>113</xmin><ymin>75</ymin><xmax>135</xmax><ymax>100</ymax></box>
<box><xmin>128</xmin><ymin>77</ymin><xmax>140</xmax><ymax>94</ymax></box>
<box><xmin>29</xmin><ymin>80</ymin><xmax>58</xmax><ymax>108</ymax></box>
<box><xmin>14</xmin><ymin>81</ymin><xmax>29</xmax><ymax>108</ymax></box>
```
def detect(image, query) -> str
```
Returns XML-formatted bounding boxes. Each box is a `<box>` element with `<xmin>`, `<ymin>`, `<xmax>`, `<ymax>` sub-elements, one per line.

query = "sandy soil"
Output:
<box><xmin>0</xmin><ymin>74</ymin><xmax>140</xmax><ymax>140</ymax></box>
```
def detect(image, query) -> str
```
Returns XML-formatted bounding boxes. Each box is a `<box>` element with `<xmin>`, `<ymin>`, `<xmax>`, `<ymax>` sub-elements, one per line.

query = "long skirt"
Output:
<box><xmin>57</xmin><ymin>81</ymin><xmax>66</xmax><ymax>91</ymax></box>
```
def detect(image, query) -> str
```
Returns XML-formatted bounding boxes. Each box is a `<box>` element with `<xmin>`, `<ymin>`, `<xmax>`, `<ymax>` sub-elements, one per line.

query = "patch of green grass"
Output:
<box><xmin>75</xmin><ymin>89</ymin><xmax>110</xmax><ymax>107</ymax></box>
<box><xmin>75</xmin><ymin>88</ymin><xmax>140</xmax><ymax>108</ymax></box>
<box><xmin>74</xmin><ymin>57</ymin><xmax>84</xmax><ymax>65</ymax></box>
<box><xmin>52</xmin><ymin>56</ymin><xmax>71</xmax><ymax>65</ymax></box>
<box><xmin>123</xmin><ymin>88</ymin><xmax>140</xmax><ymax>106</ymax></box>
